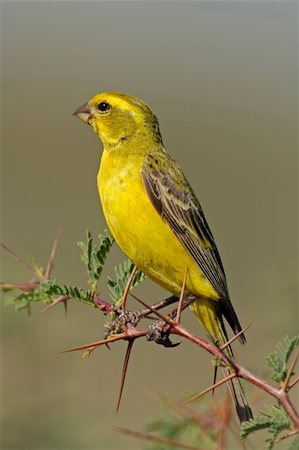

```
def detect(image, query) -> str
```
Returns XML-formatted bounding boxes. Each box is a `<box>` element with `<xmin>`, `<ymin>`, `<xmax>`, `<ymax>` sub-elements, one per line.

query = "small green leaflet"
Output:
<box><xmin>288</xmin><ymin>435</ymin><xmax>299</xmax><ymax>450</ymax></box>
<box><xmin>40</xmin><ymin>279</ymin><xmax>94</xmax><ymax>306</ymax></box>
<box><xmin>77</xmin><ymin>230</ymin><xmax>114</xmax><ymax>292</ymax></box>
<box><xmin>266</xmin><ymin>335</ymin><xmax>299</xmax><ymax>383</ymax></box>
<box><xmin>107</xmin><ymin>259</ymin><xmax>146</xmax><ymax>304</ymax></box>
<box><xmin>241</xmin><ymin>405</ymin><xmax>290</xmax><ymax>450</ymax></box>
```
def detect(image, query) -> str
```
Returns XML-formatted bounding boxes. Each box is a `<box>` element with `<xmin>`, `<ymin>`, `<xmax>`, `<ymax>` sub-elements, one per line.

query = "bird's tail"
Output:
<box><xmin>191</xmin><ymin>297</ymin><xmax>253</xmax><ymax>423</ymax></box>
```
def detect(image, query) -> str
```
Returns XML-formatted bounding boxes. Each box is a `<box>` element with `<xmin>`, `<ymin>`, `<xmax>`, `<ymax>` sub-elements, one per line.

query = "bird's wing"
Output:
<box><xmin>142</xmin><ymin>151</ymin><xmax>228</xmax><ymax>299</ymax></box>
<box><xmin>142</xmin><ymin>151</ymin><xmax>245</xmax><ymax>342</ymax></box>
<box><xmin>142</xmin><ymin>151</ymin><xmax>244</xmax><ymax>339</ymax></box>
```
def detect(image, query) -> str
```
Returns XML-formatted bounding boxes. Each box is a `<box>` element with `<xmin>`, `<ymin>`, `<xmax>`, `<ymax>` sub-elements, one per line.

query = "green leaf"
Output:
<box><xmin>3</xmin><ymin>288</ymin><xmax>44</xmax><ymax>311</ymax></box>
<box><xmin>288</xmin><ymin>435</ymin><xmax>299</xmax><ymax>450</ymax></box>
<box><xmin>241</xmin><ymin>405</ymin><xmax>290</xmax><ymax>449</ymax></box>
<box><xmin>2</xmin><ymin>230</ymin><xmax>116</xmax><ymax>312</ymax></box>
<box><xmin>27</xmin><ymin>256</ymin><xmax>44</xmax><ymax>277</ymax></box>
<box><xmin>77</xmin><ymin>230</ymin><xmax>114</xmax><ymax>291</ymax></box>
<box><xmin>241</xmin><ymin>415</ymin><xmax>273</xmax><ymax>439</ymax></box>
<box><xmin>145</xmin><ymin>410</ymin><xmax>216</xmax><ymax>449</ymax></box>
<box><xmin>266</xmin><ymin>335</ymin><xmax>299</xmax><ymax>383</ymax></box>
<box><xmin>107</xmin><ymin>259</ymin><xmax>146</xmax><ymax>304</ymax></box>
<box><xmin>40</xmin><ymin>279</ymin><xmax>94</xmax><ymax>306</ymax></box>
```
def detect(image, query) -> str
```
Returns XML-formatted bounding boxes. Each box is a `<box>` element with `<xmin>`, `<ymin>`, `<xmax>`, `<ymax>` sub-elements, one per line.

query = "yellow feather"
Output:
<box><xmin>73</xmin><ymin>91</ymin><xmax>252</xmax><ymax>422</ymax></box>
<box><xmin>98</xmin><ymin>147</ymin><xmax>217</xmax><ymax>300</ymax></box>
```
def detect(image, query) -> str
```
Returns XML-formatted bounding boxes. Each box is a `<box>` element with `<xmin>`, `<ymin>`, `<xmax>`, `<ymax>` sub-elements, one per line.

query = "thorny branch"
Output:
<box><xmin>62</xmin><ymin>276</ymin><xmax>299</xmax><ymax>431</ymax></box>
<box><xmin>2</xmin><ymin>236</ymin><xmax>299</xmax><ymax>442</ymax></box>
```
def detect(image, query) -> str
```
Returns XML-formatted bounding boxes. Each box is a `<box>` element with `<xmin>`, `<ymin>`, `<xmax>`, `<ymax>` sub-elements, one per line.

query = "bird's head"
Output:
<box><xmin>73</xmin><ymin>92</ymin><xmax>162</xmax><ymax>148</ymax></box>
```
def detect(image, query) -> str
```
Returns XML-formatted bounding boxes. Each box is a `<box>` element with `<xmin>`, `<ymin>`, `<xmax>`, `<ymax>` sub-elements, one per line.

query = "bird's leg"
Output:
<box><xmin>104</xmin><ymin>307</ymin><xmax>142</xmax><ymax>339</ymax></box>
<box><xmin>146</xmin><ymin>295</ymin><xmax>196</xmax><ymax>347</ymax></box>
<box><xmin>104</xmin><ymin>295</ymin><xmax>180</xmax><ymax>340</ymax></box>
<box><xmin>145</xmin><ymin>274</ymin><xmax>194</xmax><ymax>348</ymax></box>
<box><xmin>104</xmin><ymin>265</ymin><xmax>141</xmax><ymax>339</ymax></box>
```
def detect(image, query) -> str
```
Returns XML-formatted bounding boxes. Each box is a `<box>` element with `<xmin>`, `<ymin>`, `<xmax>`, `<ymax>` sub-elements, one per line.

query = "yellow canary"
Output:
<box><xmin>73</xmin><ymin>92</ymin><xmax>252</xmax><ymax>422</ymax></box>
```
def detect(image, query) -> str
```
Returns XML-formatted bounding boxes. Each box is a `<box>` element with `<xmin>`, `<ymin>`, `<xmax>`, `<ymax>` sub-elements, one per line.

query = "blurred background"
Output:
<box><xmin>1</xmin><ymin>2</ymin><xmax>298</xmax><ymax>449</ymax></box>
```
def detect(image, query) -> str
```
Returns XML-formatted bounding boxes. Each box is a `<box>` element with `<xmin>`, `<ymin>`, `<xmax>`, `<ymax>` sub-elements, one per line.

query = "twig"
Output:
<box><xmin>60</xmin><ymin>294</ymin><xmax>299</xmax><ymax>427</ymax></box>
<box><xmin>59</xmin><ymin>290</ymin><xmax>299</xmax><ymax>428</ymax></box>
<box><xmin>259</xmin><ymin>428</ymin><xmax>299</xmax><ymax>450</ymax></box>
<box><xmin>173</xmin><ymin>322</ymin><xmax>299</xmax><ymax>428</ymax></box>
<box><xmin>114</xmin><ymin>426</ymin><xmax>205</xmax><ymax>450</ymax></box>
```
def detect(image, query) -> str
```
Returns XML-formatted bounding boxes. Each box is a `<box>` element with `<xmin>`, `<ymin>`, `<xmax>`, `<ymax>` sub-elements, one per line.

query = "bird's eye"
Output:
<box><xmin>97</xmin><ymin>101</ymin><xmax>111</xmax><ymax>112</ymax></box>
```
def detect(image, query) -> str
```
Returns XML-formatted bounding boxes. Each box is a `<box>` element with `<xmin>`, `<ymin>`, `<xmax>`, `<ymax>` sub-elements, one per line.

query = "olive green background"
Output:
<box><xmin>1</xmin><ymin>2</ymin><xmax>298</xmax><ymax>449</ymax></box>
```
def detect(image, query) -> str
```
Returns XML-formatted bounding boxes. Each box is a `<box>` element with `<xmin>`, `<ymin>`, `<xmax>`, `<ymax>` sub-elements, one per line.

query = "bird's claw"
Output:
<box><xmin>146</xmin><ymin>319</ymin><xmax>181</xmax><ymax>348</ymax></box>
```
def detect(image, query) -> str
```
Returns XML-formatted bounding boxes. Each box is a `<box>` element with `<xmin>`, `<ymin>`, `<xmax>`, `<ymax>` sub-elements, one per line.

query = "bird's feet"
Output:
<box><xmin>104</xmin><ymin>307</ymin><xmax>141</xmax><ymax>339</ymax></box>
<box><xmin>146</xmin><ymin>318</ymin><xmax>180</xmax><ymax>347</ymax></box>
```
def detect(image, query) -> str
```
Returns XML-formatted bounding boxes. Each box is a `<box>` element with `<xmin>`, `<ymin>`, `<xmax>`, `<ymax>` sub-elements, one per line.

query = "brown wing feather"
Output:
<box><xmin>142</xmin><ymin>150</ymin><xmax>245</xmax><ymax>342</ymax></box>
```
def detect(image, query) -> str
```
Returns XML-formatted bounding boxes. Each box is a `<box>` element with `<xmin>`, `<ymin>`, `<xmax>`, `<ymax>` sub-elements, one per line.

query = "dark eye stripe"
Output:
<box><xmin>97</xmin><ymin>102</ymin><xmax>111</xmax><ymax>112</ymax></box>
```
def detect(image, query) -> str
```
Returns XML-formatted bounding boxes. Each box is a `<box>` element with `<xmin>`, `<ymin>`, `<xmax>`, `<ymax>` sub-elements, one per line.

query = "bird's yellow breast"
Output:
<box><xmin>97</xmin><ymin>148</ymin><xmax>218</xmax><ymax>299</ymax></box>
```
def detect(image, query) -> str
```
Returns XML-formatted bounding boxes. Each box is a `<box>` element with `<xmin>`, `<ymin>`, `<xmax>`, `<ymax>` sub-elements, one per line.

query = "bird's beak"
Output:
<box><xmin>72</xmin><ymin>102</ymin><xmax>91</xmax><ymax>124</ymax></box>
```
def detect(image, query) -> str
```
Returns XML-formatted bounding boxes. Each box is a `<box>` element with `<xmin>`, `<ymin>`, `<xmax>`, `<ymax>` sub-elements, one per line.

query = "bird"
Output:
<box><xmin>73</xmin><ymin>91</ymin><xmax>253</xmax><ymax>422</ymax></box>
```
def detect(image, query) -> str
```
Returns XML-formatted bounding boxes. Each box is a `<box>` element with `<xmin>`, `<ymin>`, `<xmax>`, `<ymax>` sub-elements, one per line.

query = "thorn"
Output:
<box><xmin>130</xmin><ymin>293</ymin><xmax>174</xmax><ymax>327</ymax></box>
<box><xmin>147</xmin><ymin>391</ymin><xmax>212</xmax><ymax>430</ymax></box>
<box><xmin>220</xmin><ymin>324</ymin><xmax>252</xmax><ymax>351</ymax></box>
<box><xmin>44</xmin><ymin>231</ymin><xmax>61</xmax><ymax>280</ymax></box>
<box><xmin>116</xmin><ymin>340</ymin><xmax>134</xmax><ymax>413</ymax></box>
<box><xmin>41</xmin><ymin>295</ymin><xmax>70</xmax><ymax>314</ymax></box>
<box><xmin>287</xmin><ymin>374</ymin><xmax>299</xmax><ymax>391</ymax></box>
<box><xmin>1</xmin><ymin>243</ymin><xmax>36</xmax><ymax>275</ymax></box>
<box><xmin>170</xmin><ymin>296</ymin><xmax>197</xmax><ymax>321</ymax></box>
<box><xmin>61</xmin><ymin>331</ymin><xmax>128</xmax><ymax>353</ymax></box>
<box><xmin>63</xmin><ymin>298</ymin><xmax>68</xmax><ymax>316</ymax></box>
<box><xmin>0</xmin><ymin>281</ymin><xmax>39</xmax><ymax>291</ymax></box>
<box><xmin>216</xmin><ymin>392</ymin><xmax>231</xmax><ymax>450</ymax></box>
<box><xmin>131</xmin><ymin>294</ymin><xmax>179</xmax><ymax>319</ymax></box>
<box><xmin>284</xmin><ymin>349</ymin><xmax>299</xmax><ymax>391</ymax></box>
<box><xmin>175</xmin><ymin>267</ymin><xmax>188</xmax><ymax>324</ymax></box>
<box><xmin>82</xmin><ymin>345</ymin><xmax>97</xmax><ymax>357</ymax></box>
<box><xmin>187</xmin><ymin>372</ymin><xmax>236</xmax><ymax>403</ymax></box>
<box><xmin>212</xmin><ymin>365</ymin><xmax>218</xmax><ymax>396</ymax></box>
<box><xmin>93</xmin><ymin>294</ymin><xmax>113</xmax><ymax>312</ymax></box>
<box><xmin>120</xmin><ymin>265</ymin><xmax>137</xmax><ymax>309</ymax></box>
<box><xmin>114</xmin><ymin>426</ymin><xmax>204</xmax><ymax>450</ymax></box>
